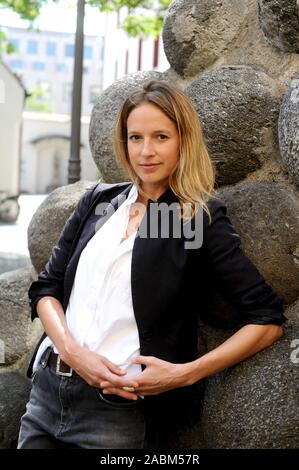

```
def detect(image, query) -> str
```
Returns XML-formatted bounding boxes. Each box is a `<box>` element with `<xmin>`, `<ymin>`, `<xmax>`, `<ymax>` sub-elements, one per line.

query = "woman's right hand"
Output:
<box><xmin>61</xmin><ymin>342</ymin><xmax>139</xmax><ymax>400</ymax></box>
<box><xmin>36</xmin><ymin>297</ymin><xmax>138</xmax><ymax>399</ymax></box>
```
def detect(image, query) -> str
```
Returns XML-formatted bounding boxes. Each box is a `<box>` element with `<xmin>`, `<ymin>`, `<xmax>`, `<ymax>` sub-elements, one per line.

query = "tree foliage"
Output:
<box><xmin>0</xmin><ymin>1</ymin><xmax>58</xmax><ymax>21</ymax></box>
<box><xmin>0</xmin><ymin>29</ymin><xmax>16</xmax><ymax>57</ymax></box>
<box><xmin>25</xmin><ymin>84</ymin><xmax>53</xmax><ymax>112</ymax></box>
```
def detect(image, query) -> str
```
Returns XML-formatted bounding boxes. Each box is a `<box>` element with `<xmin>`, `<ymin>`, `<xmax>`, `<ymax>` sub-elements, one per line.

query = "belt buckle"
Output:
<box><xmin>56</xmin><ymin>355</ymin><xmax>73</xmax><ymax>377</ymax></box>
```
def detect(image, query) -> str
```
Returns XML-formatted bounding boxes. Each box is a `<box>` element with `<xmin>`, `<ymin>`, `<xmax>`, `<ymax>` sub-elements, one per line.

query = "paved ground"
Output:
<box><xmin>0</xmin><ymin>195</ymin><xmax>47</xmax><ymax>275</ymax></box>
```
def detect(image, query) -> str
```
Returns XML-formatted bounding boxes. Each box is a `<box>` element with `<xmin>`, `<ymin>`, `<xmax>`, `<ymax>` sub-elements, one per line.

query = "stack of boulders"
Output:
<box><xmin>0</xmin><ymin>0</ymin><xmax>298</xmax><ymax>448</ymax></box>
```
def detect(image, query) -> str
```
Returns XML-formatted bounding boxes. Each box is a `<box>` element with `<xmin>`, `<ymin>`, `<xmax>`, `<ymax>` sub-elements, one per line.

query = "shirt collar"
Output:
<box><xmin>126</xmin><ymin>183</ymin><xmax>139</xmax><ymax>204</ymax></box>
<box><xmin>123</xmin><ymin>182</ymin><xmax>178</xmax><ymax>205</ymax></box>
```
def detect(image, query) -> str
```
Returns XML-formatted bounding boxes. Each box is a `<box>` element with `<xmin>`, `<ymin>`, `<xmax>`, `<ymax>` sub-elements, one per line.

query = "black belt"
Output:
<box><xmin>47</xmin><ymin>349</ymin><xmax>78</xmax><ymax>377</ymax></box>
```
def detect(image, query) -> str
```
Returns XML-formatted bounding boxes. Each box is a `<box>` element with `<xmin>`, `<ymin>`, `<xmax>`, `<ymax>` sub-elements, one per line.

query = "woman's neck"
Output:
<box><xmin>137</xmin><ymin>183</ymin><xmax>169</xmax><ymax>204</ymax></box>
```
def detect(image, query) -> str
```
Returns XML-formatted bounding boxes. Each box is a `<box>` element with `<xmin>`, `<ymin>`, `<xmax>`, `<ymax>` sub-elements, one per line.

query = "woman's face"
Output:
<box><xmin>126</xmin><ymin>102</ymin><xmax>180</xmax><ymax>197</ymax></box>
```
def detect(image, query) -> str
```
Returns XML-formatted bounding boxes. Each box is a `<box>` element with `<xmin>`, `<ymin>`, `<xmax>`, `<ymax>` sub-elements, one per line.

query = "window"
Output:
<box><xmin>84</xmin><ymin>45</ymin><xmax>93</xmax><ymax>59</ymax></box>
<box><xmin>10</xmin><ymin>60</ymin><xmax>22</xmax><ymax>69</ymax></box>
<box><xmin>138</xmin><ymin>39</ymin><xmax>143</xmax><ymax>71</ymax></box>
<box><xmin>83</xmin><ymin>66</ymin><xmax>89</xmax><ymax>74</ymax></box>
<box><xmin>114</xmin><ymin>60</ymin><xmax>118</xmax><ymax>81</ymax></box>
<box><xmin>47</xmin><ymin>42</ymin><xmax>56</xmax><ymax>56</ymax></box>
<box><xmin>63</xmin><ymin>83</ymin><xmax>72</xmax><ymax>103</ymax></box>
<box><xmin>33</xmin><ymin>62</ymin><xmax>45</xmax><ymax>71</ymax></box>
<box><xmin>89</xmin><ymin>85</ymin><xmax>101</xmax><ymax>104</ymax></box>
<box><xmin>27</xmin><ymin>40</ymin><xmax>38</xmax><ymax>54</ymax></box>
<box><xmin>65</xmin><ymin>44</ymin><xmax>74</xmax><ymax>57</ymax></box>
<box><xmin>125</xmin><ymin>50</ymin><xmax>129</xmax><ymax>75</ymax></box>
<box><xmin>99</xmin><ymin>40</ymin><xmax>105</xmax><ymax>61</ymax></box>
<box><xmin>153</xmin><ymin>36</ymin><xmax>159</xmax><ymax>68</ymax></box>
<box><xmin>56</xmin><ymin>63</ymin><xmax>67</xmax><ymax>72</ymax></box>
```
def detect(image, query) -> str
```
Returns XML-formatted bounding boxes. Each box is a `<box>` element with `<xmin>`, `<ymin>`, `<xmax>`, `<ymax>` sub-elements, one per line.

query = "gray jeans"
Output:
<box><xmin>17</xmin><ymin>352</ymin><xmax>146</xmax><ymax>449</ymax></box>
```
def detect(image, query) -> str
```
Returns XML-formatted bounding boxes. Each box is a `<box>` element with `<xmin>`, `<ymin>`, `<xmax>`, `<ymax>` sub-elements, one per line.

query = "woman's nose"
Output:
<box><xmin>141</xmin><ymin>139</ymin><xmax>155</xmax><ymax>156</ymax></box>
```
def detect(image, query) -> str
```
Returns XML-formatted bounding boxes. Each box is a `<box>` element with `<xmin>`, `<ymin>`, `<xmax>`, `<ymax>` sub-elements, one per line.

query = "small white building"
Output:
<box><xmin>0</xmin><ymin>62</ymin><xmax>26</xmax><ymax>194</ymax></box>
<box><xmin>21</xmin><ymin>112</ymin><xmax>98</xmax><ymax>194</ymax></box>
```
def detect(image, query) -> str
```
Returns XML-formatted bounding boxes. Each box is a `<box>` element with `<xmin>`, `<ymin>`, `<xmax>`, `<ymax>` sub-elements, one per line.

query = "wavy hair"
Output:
<box><xmin>113</xmin><ymin>79</ymin><xmax>217</xmax><ymax>223</ymax></box>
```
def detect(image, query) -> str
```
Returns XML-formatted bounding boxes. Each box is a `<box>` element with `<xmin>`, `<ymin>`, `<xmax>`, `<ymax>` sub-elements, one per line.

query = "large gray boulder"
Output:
<box><xmin>162</xmin><ymin>0</ymin><xmax>248</xmax><ymax>78</ymax></box>
<box><xmin>0</xmin><ymin>372</ymin><xmax>31</xmax><ymax>448</ymax></box>
<box><xmin>258</xmin><ymin>0</ymin><xmax>299</xmax><ymax>53</ymax></box>
<box><xmin>197</xmin><ymin>182</ymin><xmax>299</xmax><ymax>330</ymax></box>
<box><xmin>28</xmin><ymin>181</ymin><xmax>95</xmax><ymax>274</ymax></box>
<box><xmin>218</xmin><ymin>182</ymin><xmax>299</xmax><ymax>305</ymax></box>
<box><xmin>89</xmin><ymin>71</ymin><xmax>165</xmax><ymax>183</ymax></box>
<box><xmin>0</xmin><ymin>267</ymin><xmax>42</xmax><ymax>366</ymax></box>
<box><xmin>278</xmin><ymin>73</ymin><xmax>299</xmax><ymax>186</ymax></box>
<box><xmin>185</xmin><ymin>66</ymin><xmax>280</xmax><ymax>186</ymax></box>
<box><xmin>200</xmin><ymin>299</ymin><xmax>299</xmax><ymax>448</ymax></box>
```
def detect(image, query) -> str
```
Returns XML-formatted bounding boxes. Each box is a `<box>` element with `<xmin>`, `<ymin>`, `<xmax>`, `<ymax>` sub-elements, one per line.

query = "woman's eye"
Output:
<box><xmin>129</xmin><ymin>134</ymin><xmax>168</xmax><ymax>141</ymax></box>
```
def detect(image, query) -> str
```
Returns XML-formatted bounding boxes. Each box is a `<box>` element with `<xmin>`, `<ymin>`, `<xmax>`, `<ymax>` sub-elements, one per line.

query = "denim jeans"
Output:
<box><xmin>17</xmin><ymin>353</ymin><xmax>146</xmax><ymax>449</ymax></box>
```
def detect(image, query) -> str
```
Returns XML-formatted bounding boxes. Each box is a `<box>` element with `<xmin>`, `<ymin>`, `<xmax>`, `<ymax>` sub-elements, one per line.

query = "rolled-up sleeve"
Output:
<box><xmin>203</xmin><ymin>198</ymin><xmax>287</xmax><ymax>328</ymax></box>
<box><xmin>28</xmin><ymin>183</ymin><xmax>98</xmax><ymax>321</ymax></box>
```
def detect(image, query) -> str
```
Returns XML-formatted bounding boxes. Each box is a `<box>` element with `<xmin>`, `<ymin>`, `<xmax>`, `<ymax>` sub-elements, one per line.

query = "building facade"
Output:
<box><xmin>0</xmin><ymin>62</ymin><xmax>25</xmax><ymax>194</ymax></box>
<box><xmin>101</xmin><ymin>8</ymin><xmax>170</xmax><ymax>90</ymax></box>
<box><xmin>2</xmin><ymin>26</ymin><xmax>104</xmax><ymax>115</ymax></box>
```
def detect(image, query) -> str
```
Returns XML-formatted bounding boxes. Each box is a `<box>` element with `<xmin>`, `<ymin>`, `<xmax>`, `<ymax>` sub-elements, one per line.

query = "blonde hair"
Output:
<box><xmin>113</xmin><ymin>79</ymin><xmax>217</xmax><ymax>223</ymax></box>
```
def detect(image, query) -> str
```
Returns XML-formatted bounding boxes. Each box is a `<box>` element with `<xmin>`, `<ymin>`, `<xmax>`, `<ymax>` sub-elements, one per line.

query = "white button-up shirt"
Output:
<box><xmin>33</xmin><ymin>183</ymin><xmax>142</xmax><ymax>378</ymax></box>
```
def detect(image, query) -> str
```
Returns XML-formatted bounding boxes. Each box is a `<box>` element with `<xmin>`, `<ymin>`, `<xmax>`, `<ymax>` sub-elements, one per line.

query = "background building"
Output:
<box><xmin>0</xmin><ymin>62</ymin><xmax>25</xmax><ymax>195</ymax></box>
<box><xmin>21</xmin><ymin>112</ymin><xmax>95</xmax><ymax>194</ymax></box>
<box><xmin>2</xmin><ymin>26</ymin><xmax>104</xmax><ymax>115</ymax></box>
<box><xmin>101</xmin><ymin>8</ymin><xmax>169</xmax><ymax>90</ymax></box>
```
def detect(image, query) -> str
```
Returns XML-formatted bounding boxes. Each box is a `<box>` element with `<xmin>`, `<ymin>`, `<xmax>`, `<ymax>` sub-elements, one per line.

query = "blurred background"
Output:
<box><xmin>0</xmin><ymin>0</ymin><xmax>170</xmax><ymax>275</ymax></box>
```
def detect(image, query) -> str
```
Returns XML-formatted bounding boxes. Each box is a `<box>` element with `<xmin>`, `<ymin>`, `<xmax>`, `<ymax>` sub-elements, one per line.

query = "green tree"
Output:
<box><xmin>0</xmin><ymin>0</ymin><xmax>58</xmax><ymax>20</ymax></box>
<box><xmin>0</xmin><ymin>29</ymin><xmax>17</xmax><ymax>58</ymax></box>
<box><xmin>26</xmin><ymin>85</ymin><xmax>53</xmax><ymax>113</ymax></box>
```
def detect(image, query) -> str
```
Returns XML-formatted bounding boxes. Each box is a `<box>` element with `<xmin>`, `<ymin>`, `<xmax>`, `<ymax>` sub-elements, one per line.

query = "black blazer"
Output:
<box><xmin>27</xmin><ymin>182</ymin><xmax>286</xmax><ymax>406</ymax></box>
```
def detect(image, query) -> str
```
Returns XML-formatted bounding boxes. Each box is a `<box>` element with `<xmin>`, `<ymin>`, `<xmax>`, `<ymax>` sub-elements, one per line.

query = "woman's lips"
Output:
<box><xmin>139</xmin><ymin>163</ymin><xmax>162</xmax><ymax>171</ymax></box>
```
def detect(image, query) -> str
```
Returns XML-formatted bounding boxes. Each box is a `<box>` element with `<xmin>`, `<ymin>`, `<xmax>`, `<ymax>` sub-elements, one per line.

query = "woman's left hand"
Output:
<box><xmin>100</xmin><ymin>356</ymin><xmax>194</xmax><ymax>396</ymax></box>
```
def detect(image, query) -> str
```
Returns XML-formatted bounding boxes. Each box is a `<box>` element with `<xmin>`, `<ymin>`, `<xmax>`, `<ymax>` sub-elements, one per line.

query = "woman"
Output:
<box><xmin>18</xmin><ymin>80</ymin><xmax>286</xmax><ymax>449</ymax></box>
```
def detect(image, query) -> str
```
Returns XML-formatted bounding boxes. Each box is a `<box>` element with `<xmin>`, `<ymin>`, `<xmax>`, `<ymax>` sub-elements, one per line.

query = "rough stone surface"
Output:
<box><xmin>199</xmin><ymin>300</ymin><xmax>299</xmax><ymax>448</ymax></box>
<box><xmin>28</xmin><ymin>181</ymin><xmax>95</xmax><ymax>274</ymax></box>
<box><xmin>0</xmin><ymin>372</ymin><xmax>31</xmax><ymax>448</ymax></box>
<box><xmin>217</xmin><ymin>0</ymin><xmax>299</xmax><ymax>93</ymax></box>
<box><xmin>0</xmin><ymin>267</ymin><xmax>42</xmax><ymax>366</ymax></box>
<box><xmin>185</xmin><ymin>66</ymin><xmax>280</xmax><ymax>187</ymax></box>
<box><xmin>89</xmin><ymin>71</ymin><xmax>164</xmax><ymax>183</ymax></box>
<box><xmin>0</xmin><ymin>252</ymin><xmax>31</xmax><ymax>276</ymax></box>
<box><xmin>162</xmin><ymin>0</ymin><xmax>248</xmax><ymax>78</ymax></box>
<box><xmin>196</xmin><ymin>182</ymin><xmax>299</xmax><ymax>329</ymax></box>
<box><xmin>278</xmin><ymin>73</ymin><xmax>299</xmax><ymax>186</ymax></box>
<box><xmin>258</xmin><ymin>0</ymin><xmax>299</xmax><ymax>53</ymax></box>
<box><xmin>218</xmin><ymin>182</ymin><xmax>299</xmax><ymax>305</ymax></box>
